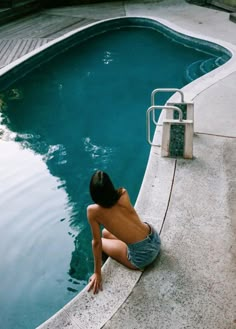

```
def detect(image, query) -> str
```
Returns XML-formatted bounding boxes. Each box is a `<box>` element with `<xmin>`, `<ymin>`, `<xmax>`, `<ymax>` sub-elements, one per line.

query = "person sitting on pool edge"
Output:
<box><xmin>87</xmin><ymin>170</ymin><xmax>161</xmax><ymax>294</ymax></box>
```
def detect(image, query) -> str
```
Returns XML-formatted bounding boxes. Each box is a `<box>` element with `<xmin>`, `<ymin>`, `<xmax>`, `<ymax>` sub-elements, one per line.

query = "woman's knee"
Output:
<box><xmin>102</xmin><ymin>228</ymin><xmax>109</xmax><ymax>238</ymax></box>
<box><xmin>102</xmin><ymin>228</ymin><xmax>117</xmax><ymax>239</ymax></box>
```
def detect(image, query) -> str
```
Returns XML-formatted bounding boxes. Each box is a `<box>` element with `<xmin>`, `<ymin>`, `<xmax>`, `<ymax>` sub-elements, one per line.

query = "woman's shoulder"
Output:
<box><xmin>118</xmin><ymin>187</ymin><xmax>128</xmax><ymax>199</ymax></box>
<box><xmin>87</xmin><ymin>203</ymin><xmax>100</xmax><ymax>215</ymax></box>
<box><xmin>120</xmin><ymin>187</ymin><xmax>127</xmax><ymax>195</ymax></box>
<box><xmin>118</xmin><ymin>188</ymin><xmax>132</xmax><ymax>205</ymax></box>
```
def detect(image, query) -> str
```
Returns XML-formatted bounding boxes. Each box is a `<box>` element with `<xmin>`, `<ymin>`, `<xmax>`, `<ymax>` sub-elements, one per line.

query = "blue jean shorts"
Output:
<box><xmin>127</xmin><ymin>223</ymin><xmax>161</xmax><ymax>270</ymax></box>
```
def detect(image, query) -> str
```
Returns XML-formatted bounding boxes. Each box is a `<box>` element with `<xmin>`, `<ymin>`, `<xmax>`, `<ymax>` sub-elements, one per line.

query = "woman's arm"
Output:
<box><xmin>87</xmin><ymin>205</ymin><xmax>103</xmax><ymax>294</ymax></box>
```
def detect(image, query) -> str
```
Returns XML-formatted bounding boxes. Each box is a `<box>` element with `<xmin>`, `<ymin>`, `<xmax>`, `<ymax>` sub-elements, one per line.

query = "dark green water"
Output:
<box><xmin>0</xmin><ymin>26</ymin><xmax>212</xmax><ymax>328</ymax></box>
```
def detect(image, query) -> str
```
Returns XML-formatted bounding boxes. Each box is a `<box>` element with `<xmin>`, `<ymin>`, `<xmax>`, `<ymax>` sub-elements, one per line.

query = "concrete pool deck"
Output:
<box><xmin>0</xmin><ymin>1</ymin><xmax>235</xmax><ymax>328</ymax></box>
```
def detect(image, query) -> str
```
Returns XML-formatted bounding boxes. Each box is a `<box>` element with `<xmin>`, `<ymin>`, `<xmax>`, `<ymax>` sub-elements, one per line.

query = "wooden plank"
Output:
<box><xmin>0</xmin><ymin>40</ymin><xmax>10</xmax><ymax>59</ymax></box>
<box><xmin>5</xmin><ymin>39</ymin><xmax>22</xmax><ymax>64</ymax></box>
<box><xmin>0</xmin><ymin>38</ymin><xmax>51</xmax><ymax>67</ymax></box>
<box><xmin>0</xmin><ymin>13</ymin><xmax>85</xmax><ymax>39</ymax></box>
<box><xmin>43</xmin><ymin>17</ymin><xmax>98</xmax><ymax>39</ymax></box>
<box><xmin>0</xmin><ymin>13</ymin><xmax>41</xmax><ymax>38</ymax></box>
<box><xmin>0</xmin><ymin>39</ymin><xmax>14</xmax><ymax>61</ymax></box>
<box><xmin>1</xmin><ymin>39</ymin><xmax>16</xmax><ymax>64</ymax></box>
<box><xmin>0</xmin><ymin>13</ymin><xmax>51</xmax><ymax>38</ymax></box>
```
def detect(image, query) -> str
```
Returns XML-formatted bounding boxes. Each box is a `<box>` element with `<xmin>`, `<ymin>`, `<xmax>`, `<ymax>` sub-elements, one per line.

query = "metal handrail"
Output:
<box><xmin>146</xmin><ymin>105</ymin><xmax>183</xmax><ymax>146</ymax></box>
<box><xmin>151</xmin><ymin>88</ymin><xmax>185</xmax><ymax>124</ymax></box>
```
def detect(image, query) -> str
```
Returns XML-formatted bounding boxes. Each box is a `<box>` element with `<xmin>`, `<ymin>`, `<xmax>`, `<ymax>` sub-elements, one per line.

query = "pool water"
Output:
<box><xmin>0</xmin><ymin>26</ymin><xmax>217</xmax><ymax>328</ymax></box>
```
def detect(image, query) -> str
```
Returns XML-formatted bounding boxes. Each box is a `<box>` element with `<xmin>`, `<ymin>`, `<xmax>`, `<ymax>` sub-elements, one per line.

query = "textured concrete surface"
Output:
<box><xmin>36</xmin><ymin>260</ymin><xmax>142</xmax><ymax>329</ymax></box>
<box><xmin>125</xmin><ymin>0</ymin><xmax>236</xmax><ymax>45</ymax></box>
<box><xmin>103</xmin><ymin>135</ymin><xmax>236</xmax><ymax>329</ymax></box>
<box><xmin>194</xmin><ymin>71</ymin><xmax>236</xmax><ymax>136</ymax></box>
<box><xmin>0</xmin><ymin>1</ymin><xmax>235</xmax><ymax>329</ymax></box>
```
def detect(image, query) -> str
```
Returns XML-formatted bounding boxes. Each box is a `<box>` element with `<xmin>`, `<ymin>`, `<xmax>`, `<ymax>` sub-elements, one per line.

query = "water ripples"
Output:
<box><xmin>0</xmin><ymin>140</ymin><xmax>78</xmax><ymax>328</ymax></box>
<box><xmin>102</xmin><ymin>50</ymin><xmax>115</xmax><ymax>65</ymax></box>
<box><xmin>83</xmin><ymin>136</ymin><xmax>114</xmax><ymax>167</ymax></box>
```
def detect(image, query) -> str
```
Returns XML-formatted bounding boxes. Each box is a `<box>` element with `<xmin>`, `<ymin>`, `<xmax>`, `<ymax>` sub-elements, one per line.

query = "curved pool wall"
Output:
<box><xmin>0</xmin><ymin>16</ymin><xmax>232</xmax><ymax>91</ymax></box>
<box><xmin>0</xmin><ymin>16</ymin><xmax>235</xmax><ymax>329</ymax></box>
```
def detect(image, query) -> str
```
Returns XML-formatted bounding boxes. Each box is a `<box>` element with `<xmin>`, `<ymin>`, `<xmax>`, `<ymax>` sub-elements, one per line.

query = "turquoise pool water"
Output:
<box><xmin>0</xmin><ymin>18</ymin><xmax>230</xmax><ymax>329</ymax></box>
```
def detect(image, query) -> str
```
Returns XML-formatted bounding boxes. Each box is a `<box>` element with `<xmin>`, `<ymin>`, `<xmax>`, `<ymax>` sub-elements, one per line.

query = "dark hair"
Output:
<box><xmin>89</xmin><ymin>170</ymin><xmax>122</xmax><ymax>208</ymax></box>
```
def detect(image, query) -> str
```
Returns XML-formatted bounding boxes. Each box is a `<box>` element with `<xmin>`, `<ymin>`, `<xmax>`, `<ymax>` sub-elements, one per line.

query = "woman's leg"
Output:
<box><xmin>102</xmin><ymin>237</ymin><xmax>138</xmax><ymax>270</ymax></box>
<box><xmin>102</xmin><ymin>228</ymin><xmax>118</xmax><ymax>240</ymax></box>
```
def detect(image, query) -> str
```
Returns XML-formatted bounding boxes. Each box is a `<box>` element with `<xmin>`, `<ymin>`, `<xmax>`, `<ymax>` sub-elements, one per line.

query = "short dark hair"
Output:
<box><xmin>89</xmin><ymin>170</ymin><xmax>122</xmax><ymax>208</ymax></box>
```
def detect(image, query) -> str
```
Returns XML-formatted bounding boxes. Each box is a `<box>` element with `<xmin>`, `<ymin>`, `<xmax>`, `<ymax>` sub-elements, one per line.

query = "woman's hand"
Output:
<box><xmin>87</xmin><ymin>273</ymin><xmax>103</xmax><ymax>294</ymax></box>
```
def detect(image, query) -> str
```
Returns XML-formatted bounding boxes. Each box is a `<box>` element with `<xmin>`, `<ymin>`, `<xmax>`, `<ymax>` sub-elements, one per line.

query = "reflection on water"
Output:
<box><xmin>0</xmin><ymin>141</ymin><xmax>82</xmax><ymax>329</ymax></box>
<box><xmin>0</xmin><ymin>26</ymin><xmax>213</xmax><ymax>328</ymax></box>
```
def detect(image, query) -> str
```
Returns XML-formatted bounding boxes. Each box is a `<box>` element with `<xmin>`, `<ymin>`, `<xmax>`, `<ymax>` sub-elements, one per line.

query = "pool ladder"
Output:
<box><xmin>146</xmin><ymin>88</ymin><xmax>194</xmax><ymax>159</ymax></box>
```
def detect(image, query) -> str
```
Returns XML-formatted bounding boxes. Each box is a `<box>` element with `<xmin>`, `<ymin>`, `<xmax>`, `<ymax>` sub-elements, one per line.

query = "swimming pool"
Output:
<box><xmin>0</xmin><ymin>17</ymin><xmax>230</xmax><ymax>329</ymax></box>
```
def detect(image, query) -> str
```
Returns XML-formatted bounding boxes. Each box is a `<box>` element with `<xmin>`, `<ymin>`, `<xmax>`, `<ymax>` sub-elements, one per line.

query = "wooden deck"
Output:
<box><xmin>0</xmin><ymin>13</ymin><xmax>97</xmax><ymax>68</ymax></box>
<box><xmin>0</xmin><ymin>3</ymin><xmax>126</xmax><ymax>68</ymax></box>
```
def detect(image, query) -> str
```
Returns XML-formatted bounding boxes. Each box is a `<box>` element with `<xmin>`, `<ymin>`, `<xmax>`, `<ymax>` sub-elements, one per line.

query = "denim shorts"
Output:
<box><xmin>127</xmin><ymin>223</ymin><xmax>161</xmax><ymax>270</ymax></box>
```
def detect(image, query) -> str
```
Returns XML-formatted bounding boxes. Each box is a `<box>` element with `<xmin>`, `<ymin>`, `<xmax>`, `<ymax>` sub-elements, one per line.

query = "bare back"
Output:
<box><xmin>87</xmin><ymin>189</ymin><xmax>149</xmax><ymax>244</ymax></box>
